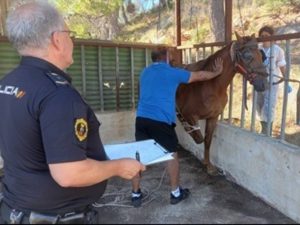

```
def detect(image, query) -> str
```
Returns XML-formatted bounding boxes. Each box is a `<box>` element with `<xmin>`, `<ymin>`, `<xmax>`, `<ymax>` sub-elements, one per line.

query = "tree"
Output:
<box><xmin>0</xmin><ymin>0</ymin><xmax>10</xmax><ymax>36</ymax></box>
<box><xmin>209</xmin><ymin>0</ymin><xmax>225</xmax><ymax>42</ymax></box>
<box><xmin>54</xmin><ymin>0</ymin><xmax>122</xmax><ymax>40</ymax></box>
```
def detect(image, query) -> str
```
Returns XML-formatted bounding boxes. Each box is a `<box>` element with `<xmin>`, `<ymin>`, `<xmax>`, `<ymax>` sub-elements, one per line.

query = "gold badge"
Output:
<box><xmin>75</xmin><ymin>118</ymin><xmax>88</xmax><ymax>141</ymax></box>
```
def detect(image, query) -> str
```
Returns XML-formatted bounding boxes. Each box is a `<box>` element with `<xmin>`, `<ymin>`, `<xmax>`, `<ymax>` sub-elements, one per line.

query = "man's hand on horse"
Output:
<box><xmin>212</xmin><ymin>58</ymin><xmax>223</xmax><ymax>75</ymax></box>
<box><xmin>188</xmin><ymin>58</ymin><xmax>223</xmax><ymax>83</ymax></box>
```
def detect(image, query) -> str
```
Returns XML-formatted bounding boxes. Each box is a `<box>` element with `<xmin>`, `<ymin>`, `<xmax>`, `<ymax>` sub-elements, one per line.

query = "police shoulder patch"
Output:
<box><xmin>75</xmin><ymin>118</ymin><xmax>88</xmax><ymax>141</ymax></box>
<box><xmin>46</xmin><ymin>72</ymin><xmax>69</xmax><ymax>86</ymax></box>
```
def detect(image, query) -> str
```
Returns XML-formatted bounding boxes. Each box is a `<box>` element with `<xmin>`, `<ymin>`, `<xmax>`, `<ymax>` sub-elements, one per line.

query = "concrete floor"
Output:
<box><xmin>0</xmin><ymin>148</ymin><xmax>295</xmax><ymax>224</ymax></box>
<box><xmin>94</xmin><ymin>148</ymin><xmax>295</xmax><ymax>224</ymax></box>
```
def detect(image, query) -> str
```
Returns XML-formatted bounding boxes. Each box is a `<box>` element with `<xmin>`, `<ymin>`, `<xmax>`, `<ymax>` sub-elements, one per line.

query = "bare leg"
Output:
<box><xmin>131</xmin><ymin>175</ymin><xmax>141</xmax><ymax>192</ymax></box>
<box><xmin>131</xmin><ymin>172</ymin><xmax>143</xmax><ymax>208</ymax></box>
<box><xmin>167</xmin><ymin>152</ymin><xmax>180</xmax><ymax>190</ymax></box>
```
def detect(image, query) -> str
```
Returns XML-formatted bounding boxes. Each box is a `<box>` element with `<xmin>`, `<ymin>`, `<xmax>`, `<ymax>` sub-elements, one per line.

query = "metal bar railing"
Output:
<box><xmin>98</xmin><ymin>46</ymin><xmax>104</xmax><ymax>112</ymax></box>
<box><xmin>130</xmin><ymin>47</ymin><xmax>135</xmax><ymax>110</ymax></box>
<box><xmin>280</xmin><ymin>40</ymin><xmax>291</xmax><ymax>140</ymax></box>
<box><xmin>115</xmin><ymin>47</ymin><xmax>120</xmax><ymax>111</ymax></box>
<box><xmin>240</xmin><ymin>78</ymin><xmax>247</xmax><ymax>128</ymax></box>
<box><xmin>251</xmin><ymin>86</ymin><xmax>257</xmax><ymax>132</ymax></box>
<box><xmin>297</xmin><ymin>84</ymin><xmax>300</xmax><ymax>125</ymax></box>
<box><xmin>195</xmin><ymin>48</ymin><xmax>200</xmax><ymax>61</ymax></box>
<box><xmin>80</xmin><ymin>45</ymin><xmax>86</xmax><ymax>98</ymax></box>
<box><xmin>188</xmin><ymin>48</ymin><xmax>192</xmax><ymax>63</ymax></box>
<box><xmin>228</xmin><ymin>81</ymin><xmax>233</xmax><ymax>125</ymax></box>
<box><xmin>266</xmin><ymin>44</ymin><xmax>275</xmax><ymax>136</ymax></box>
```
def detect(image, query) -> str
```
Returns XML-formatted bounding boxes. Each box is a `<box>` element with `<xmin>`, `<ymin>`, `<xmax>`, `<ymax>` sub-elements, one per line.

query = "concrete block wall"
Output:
<box><xmin>176</xmin><ymin>121</ymin><xmax>300</xmax><ymax>223</ymax></box>
<box><xmin>96</xmin><ymin>111</ymin><xmax>136</xmax><ymax>144</ymax></box>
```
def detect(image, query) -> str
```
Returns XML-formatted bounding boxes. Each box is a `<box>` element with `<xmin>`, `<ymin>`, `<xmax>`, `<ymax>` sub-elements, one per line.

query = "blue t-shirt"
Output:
<box><xmin>137</xmin><ymin>62</ymin><xmax>191</xmax><ymax>124</ymax></box>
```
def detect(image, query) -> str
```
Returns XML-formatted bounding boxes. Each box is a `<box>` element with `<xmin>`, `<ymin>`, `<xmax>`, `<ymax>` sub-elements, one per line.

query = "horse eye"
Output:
<box><xmin>243</xmin><ymin>50</ymin><xmax>253</xmax><ymax>60</ymax></box>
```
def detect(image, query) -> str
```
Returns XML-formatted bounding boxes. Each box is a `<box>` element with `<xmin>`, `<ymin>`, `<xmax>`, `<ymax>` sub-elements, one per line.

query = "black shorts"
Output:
<box><xmin>135</xmin><ymin>117</ymin><xmax>179</xmax><ymax>152</ymax></box>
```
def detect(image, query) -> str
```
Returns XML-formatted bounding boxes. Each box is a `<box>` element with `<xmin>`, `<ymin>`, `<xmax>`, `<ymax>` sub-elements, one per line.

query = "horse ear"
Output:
<box><xmin>235</xmin><ymin>31</ymin><xmax>242</xmax><ymax>42</ymax></box>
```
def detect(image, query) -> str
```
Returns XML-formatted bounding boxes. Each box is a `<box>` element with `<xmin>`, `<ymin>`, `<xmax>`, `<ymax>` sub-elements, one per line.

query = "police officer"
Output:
<box><xmin>0</xmin><ymin>1</ymin><xmax>145</xmax><ymax>224</ymax></box>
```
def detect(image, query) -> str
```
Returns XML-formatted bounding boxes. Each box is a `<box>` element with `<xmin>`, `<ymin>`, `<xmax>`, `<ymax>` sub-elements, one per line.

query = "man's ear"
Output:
<box><xmin>50</xmin><ymin>32</ymin><xmax>61</xmax><ymax>50</ymax></box>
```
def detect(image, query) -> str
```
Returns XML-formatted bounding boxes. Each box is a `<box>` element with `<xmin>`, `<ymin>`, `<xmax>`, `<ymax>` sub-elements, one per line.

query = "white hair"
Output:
<box><xmin>6</xmin><ymin>0</ymin><xmax>65</xmax><ymax>54</ymax></box>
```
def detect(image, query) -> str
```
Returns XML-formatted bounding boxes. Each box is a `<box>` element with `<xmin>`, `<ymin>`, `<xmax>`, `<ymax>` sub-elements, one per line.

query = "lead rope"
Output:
<box><xmin>92</xmin><ymin>168</ymin><xmax>167</xmax><ymax>208</ymax></box>
<box><xmin>272</xmin><ymin>75</ymin><xmax>300</xmax><ymax>85</ymax></box>
<box><xmin>181</xmin><ymin>121</ymin><xmax>201</xmax><ymax>134</ymax></box>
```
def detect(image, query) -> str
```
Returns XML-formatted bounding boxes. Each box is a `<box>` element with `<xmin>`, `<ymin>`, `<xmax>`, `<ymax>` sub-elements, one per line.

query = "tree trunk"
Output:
<box><xmin>210</xmin><ymin>0</ymin><xmax>225</xmax><ymax>42</ymax></box>
<box><xmin>160</xmin><ymin>0</ymin><xmax>170</xmax><ymax>10</ymax></box>
<box><xmin>0</xmin><ymin>0</ymin><xmax>10</xmax><ymax>36</ymax></box>
<box><xmin>108</xmin><ymin>8</ymin><xmax>120</xmax><ymax>40</ymax></box>
<box><xmin>121</xmin><ymin>3</ymin><xmax>130</xmax><ymax>25</ymax></box>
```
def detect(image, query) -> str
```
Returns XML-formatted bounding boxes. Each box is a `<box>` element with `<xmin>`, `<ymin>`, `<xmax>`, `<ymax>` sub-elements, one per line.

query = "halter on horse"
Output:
<box><xmin>176</xmin><ymin>33</ymin><xmax>268</xmax><ymax>175</ymax></box>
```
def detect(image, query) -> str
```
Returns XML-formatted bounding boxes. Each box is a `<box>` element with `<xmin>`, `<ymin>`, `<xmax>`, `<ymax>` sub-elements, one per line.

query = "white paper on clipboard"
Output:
<box><xmin>104</xmin><ymin>139</ymin><xmax>174</xmax><ymax>166</ymax></box>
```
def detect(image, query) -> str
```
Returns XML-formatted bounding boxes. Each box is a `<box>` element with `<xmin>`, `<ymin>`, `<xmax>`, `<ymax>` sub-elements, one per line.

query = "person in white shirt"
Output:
<box><xmin>256</xmin><ymin>25</ymin><xmax>286</xmax><ymax>135</ymax></box>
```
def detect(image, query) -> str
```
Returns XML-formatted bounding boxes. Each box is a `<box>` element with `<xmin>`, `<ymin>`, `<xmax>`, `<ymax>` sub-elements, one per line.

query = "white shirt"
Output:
<box><xmin>256</xmin><ymin>43</ymin><xmax>286</xmax><ymax>122</ymax></box>
<box><xmin>259</xmin><ymin>43</ymin><xmax>286</xmax><ymax>82</ymax></box>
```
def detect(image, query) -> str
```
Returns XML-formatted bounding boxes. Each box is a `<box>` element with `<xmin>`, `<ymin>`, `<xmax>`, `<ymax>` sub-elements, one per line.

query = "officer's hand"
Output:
<box><xmin>117</xmin><ymin>159</ymin><xmax>146</xmax><ymax>180</ymax></box>
<box><xmin>212</xmin><ymin>58</ymin><xmax>223</xmax><ymax>75</ymax></box>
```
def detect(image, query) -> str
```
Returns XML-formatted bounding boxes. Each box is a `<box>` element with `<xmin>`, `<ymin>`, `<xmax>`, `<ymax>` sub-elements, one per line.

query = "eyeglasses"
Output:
<box><xmin>52</xmin><ymin>30</ymin><xmax>77</xmax><ymax>40</ymax></box>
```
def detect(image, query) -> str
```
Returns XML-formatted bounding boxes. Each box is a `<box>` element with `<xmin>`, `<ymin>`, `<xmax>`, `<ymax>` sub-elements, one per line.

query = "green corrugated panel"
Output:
<box><xmin>102</xmin><ymin>47</ymin><xmax>116</xmax><ymax>111</ymax></box>
<box><xmin>68</xmin><ymin>46</ymin><xmax>83</xmax><ymax>95</ymax></box>
<box><xmin>0</xmin><ymin>42</ymin><xmax>20</xmax><ymax>79</ymax></box>
<box><xmin>133</xmin><ymin>49</ymin><xmax>147</xmax><ymax>106</ymax></box>
<box><xmin>119</xmin><ymin>47</ymin><xmax>132</xmax><ymax>110</ymax></box>
<box><xmin>84</xmin><ymin>46</ymin><xmax>101</xmax><ymax>111</ymax></box>
<box><xmin>0</xmin><ymin>40</ymin><xmax>155</xmax><ymax>113</ymax></box>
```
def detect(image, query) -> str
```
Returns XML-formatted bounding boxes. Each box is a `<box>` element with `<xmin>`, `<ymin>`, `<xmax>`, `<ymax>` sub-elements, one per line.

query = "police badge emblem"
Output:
<box><xmin>75</xmin><ymin>118</ymin><xmax>88</xmax><ymax>141</ymax></box>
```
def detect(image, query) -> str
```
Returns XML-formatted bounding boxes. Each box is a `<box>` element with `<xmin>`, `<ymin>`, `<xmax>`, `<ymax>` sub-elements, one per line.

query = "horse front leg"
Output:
<box><xmin>177</xmin><ymin>112</ymin><xmax>204</xmax><ymax>144</ymax></box>
<box><xmin>204</xmin><ymin>117</ymin><xmax>219</xmax><ymax>176</ymax></box>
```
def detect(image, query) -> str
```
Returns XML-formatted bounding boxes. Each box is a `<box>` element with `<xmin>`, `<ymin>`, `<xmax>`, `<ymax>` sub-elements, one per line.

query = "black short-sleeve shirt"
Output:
<box><xmin>0</xmin><ymin>56</ymin><xmax>107</xmax><ymax>214</ymax></box>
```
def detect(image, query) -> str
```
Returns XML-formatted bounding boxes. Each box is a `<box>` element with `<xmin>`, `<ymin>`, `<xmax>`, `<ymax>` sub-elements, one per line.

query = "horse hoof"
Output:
<box><xmin>200</xmin><ymin>160</ymin><xmax>208</xmax><ymax>168</ymax></box>
<box><xmin>207</xmin><ymin>166</ymin><xmax>224</xmax><ymax>177</ymax></box>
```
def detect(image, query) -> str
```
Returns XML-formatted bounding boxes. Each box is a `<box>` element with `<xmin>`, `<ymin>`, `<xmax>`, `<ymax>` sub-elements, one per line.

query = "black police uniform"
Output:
<box><xmin>0</xmin><ymin>56</ymin><xmax>107</xmax><ymax>223</ymax></box>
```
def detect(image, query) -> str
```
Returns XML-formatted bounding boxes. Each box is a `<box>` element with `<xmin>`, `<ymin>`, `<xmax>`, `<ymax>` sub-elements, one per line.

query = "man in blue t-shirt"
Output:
<box><xmin>131</xmin><ymin>48</ymin><xmax>223</xmax><ymax>207</ymax></box>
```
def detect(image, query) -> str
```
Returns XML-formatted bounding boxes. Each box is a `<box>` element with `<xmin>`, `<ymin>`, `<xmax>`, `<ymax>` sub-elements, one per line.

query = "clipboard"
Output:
<box><xmin>104</xmin><ymin>139</ymin><xmax>174</xmax><ymax>166</ymax></box>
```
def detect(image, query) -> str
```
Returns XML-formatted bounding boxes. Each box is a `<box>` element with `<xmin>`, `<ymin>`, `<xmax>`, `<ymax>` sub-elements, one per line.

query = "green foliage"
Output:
<box><xmin>191</xmin><ymin>23</ymin><xmax>210</xmax><ymax>44</ymax></box>
<box><xmin>261</xmin><ymin>0</ymin><xmax>300</xmax><ymax>12</ymax></box>
<box><xmin>53</xmin><ymin>0</ymin><xmax>122</xmax><ymax>38</ymax></box>
<box><xmin>54</xmin><ymin>0</ymin><xmax>122</xmax><ymax>16</ymax></box>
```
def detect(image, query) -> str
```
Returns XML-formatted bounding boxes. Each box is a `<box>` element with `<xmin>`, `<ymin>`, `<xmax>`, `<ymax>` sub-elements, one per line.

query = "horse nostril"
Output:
<box><xmin>252</xmin><ymin>78</ymin><xmax>268</xmax><ymax>92</ymax></box>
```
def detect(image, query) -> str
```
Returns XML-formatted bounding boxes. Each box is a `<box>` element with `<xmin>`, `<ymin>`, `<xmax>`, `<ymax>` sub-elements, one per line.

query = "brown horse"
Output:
<box><xmin>176</xmin><ymin>33</ymin><xmax>268</xmax><ymax>175</ymax></box>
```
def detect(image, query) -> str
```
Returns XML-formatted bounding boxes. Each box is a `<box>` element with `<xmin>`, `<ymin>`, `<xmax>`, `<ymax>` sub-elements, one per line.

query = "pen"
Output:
<box><xmin>135</xmin><ymin>151</ymin><xmax>142</xmax><ymax>177</ymax></box>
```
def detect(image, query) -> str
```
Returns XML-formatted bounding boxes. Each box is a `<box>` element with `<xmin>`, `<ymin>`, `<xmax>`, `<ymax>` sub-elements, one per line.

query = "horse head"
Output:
<box><xmin>232</xmin><ymin>32</ymin><xmax>269</xmax><ymax>92</ymax></box>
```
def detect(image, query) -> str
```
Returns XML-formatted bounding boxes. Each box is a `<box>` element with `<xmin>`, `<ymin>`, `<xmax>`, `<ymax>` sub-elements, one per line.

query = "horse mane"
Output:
<box><xmin>183</xmin><ymin>35</ymin><xmax>257</xmax><ymax>72</ymax></box>
<box><xmin>183</xmin><ymin>43</ymin><xmax>233</xmax><ymax>72</ymax></box>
